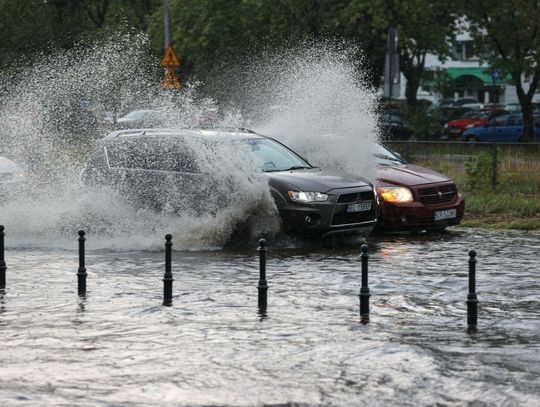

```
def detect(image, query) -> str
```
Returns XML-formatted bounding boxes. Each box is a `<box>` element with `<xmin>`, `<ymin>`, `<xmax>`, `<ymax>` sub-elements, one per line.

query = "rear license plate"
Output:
<box><xmin>433</xmin><ymin>209</ymin><xmax>457</xmax><ymax>220</ymax></box>
<box><xmin>346</xmin><ymin>201</ymin><xmax>372</xmax><ymax>213</ymax></box>
<box><xmin>450</xmin><ymin>129</ymin><xmax>461</xmax><ymax>134</ymax></box>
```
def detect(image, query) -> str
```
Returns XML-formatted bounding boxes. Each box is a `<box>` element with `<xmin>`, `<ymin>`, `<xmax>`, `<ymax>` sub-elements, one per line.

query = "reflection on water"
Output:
<box><xmin>0</xmin><ymin>228</ymin><xmax>539</xmax><ymax>406</ymax></box>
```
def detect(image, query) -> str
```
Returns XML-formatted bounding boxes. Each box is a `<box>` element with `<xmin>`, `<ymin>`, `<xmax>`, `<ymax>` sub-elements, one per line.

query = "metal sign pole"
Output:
<box><xmin>163</xmin><ymin>0</ymin><xmax>170</xmax><ymax>50</ymax></box>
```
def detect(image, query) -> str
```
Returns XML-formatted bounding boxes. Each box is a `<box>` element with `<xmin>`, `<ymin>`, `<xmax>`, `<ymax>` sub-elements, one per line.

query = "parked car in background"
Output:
<box><xmin>437</xmin><ymin>106</ymin><xmax>473</xmax><ymax>140</ymax></box>
<box><xmin>444</xmin><ymin>108</ymin><xmax>508</xmax><ymax>139</ymax></box>
<box><xmin>378</xmin><ymin>113</ymin><xmax>414</xmax><ymax>140</ymax></box>
<box><xmin>81</xmin><ymin>128</ymin><xmax>377</xmax><ymax>237</ymax></box>
<box><xmin>374</xmin><ymin>144</ymin><xmax>465</xmax><ymax>232</ymax></box>
<box><xmin>461</xmin><ymin>114</ymin><xmax>540</xmax><ymax>142</ymax></box>
<box><xmin>0</xmin><ymin>155</ymin><xmax>25</xmax><ymax>200</ymax></box>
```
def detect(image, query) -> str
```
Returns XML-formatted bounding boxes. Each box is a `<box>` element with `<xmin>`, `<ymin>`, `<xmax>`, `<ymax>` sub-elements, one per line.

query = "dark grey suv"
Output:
<box><xmin>81</xmin><ymin>128</ymin><xmax>377</xmax><ymax>237</ymax></box>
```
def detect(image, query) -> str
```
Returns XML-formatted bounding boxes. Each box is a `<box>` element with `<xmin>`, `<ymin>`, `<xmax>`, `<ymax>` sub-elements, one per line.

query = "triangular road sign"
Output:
<box><xmin>163</xmin><ymin>68</ymin><xmax>181</xmax><ymax>90</ymax></box>
<box><xmin>161</xmin><ymin>46</ymin><xmax>180</xmax><ymax>68</ymax></box>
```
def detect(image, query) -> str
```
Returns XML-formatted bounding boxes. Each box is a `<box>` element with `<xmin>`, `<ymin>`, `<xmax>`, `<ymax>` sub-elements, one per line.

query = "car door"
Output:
<box><xmin>501</xmin><ymin>115</ymin><xmax>523</xmax><ymax>142</ymax></box>
<box><xmin>488</xmin><ymin>115</ymin><xmax>509</xmax><ymax>141</ymax></box>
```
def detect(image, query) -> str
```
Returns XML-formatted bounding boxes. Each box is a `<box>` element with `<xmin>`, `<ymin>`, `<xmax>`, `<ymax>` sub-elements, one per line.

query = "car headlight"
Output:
<box><xmin>288</xmin><ymin>191</ymin><xmax>329</xmax><ymax>203</ymax></box>
<box><xmin>443</xmin><ymin>123</ymin><xmax>448</xmax><ymax>129</ymax></box>
<box><xmin>376</xmin><ymin>186</ymin><xmax>413</xmax><ymax>203</ymax></box>
<box><xmin>13</xmin><ymin>170</ymin><xmax>24</xmax><ymax>177</ymax></box>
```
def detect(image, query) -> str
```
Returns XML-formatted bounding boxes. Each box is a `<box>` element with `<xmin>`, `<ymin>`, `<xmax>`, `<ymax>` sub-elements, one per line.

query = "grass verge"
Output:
<box><xmin>461</xmin><ymin>191</ymin><xmax>540</xmax><ymax>230</ymax></box>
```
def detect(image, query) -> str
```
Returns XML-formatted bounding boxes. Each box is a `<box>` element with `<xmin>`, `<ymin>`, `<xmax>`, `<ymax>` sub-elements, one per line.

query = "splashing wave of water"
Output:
<box><xmin>0</xmin><ymin>35</ymin><xmax>379</xmax><ymax>250</ymax></box>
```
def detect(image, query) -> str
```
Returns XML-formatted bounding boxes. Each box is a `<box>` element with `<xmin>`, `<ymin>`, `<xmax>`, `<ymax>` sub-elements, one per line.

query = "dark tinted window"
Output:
<box><xmin>507</xmin><ymin>116</ymin><xmax>523</xmax><ymax>126</ymax></box>
<box><xmin>106</xmin><ymin>137</ymin><xmax>198</xmax><ymax>172</ymax></box>
<box><xmin>488</xmin><ymin>116</ymin><xmax>507</xmax><ymax>126</ymax></box>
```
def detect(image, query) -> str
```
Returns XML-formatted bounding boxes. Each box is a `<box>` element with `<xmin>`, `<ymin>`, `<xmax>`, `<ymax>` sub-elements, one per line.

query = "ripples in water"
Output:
<box><xmin>0</xmin><ymin>228</ymin><xmax>539</xmax><ymax>406</ymax></box>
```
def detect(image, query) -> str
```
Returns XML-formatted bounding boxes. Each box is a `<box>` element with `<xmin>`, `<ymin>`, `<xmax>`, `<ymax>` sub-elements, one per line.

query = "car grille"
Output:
<box><xmin>417</xmin><ymin>184</ymin><xmax>457</xmax><ymax>205</ymax></box>
<box><xmin>332</xmin><ymin>191</ymin><xmax>376</xmax><ymax>226</ymax></box>
<box><xmin>337</xmin><ymin>191</ymin><xmax>374</xmax><ymax>203</ymax></box>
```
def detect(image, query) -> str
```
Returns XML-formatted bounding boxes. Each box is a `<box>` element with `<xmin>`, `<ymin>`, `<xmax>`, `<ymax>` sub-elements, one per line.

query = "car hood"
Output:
<box><xmin>376</xmin><ymin>164</ymin><xmax>450</xmax><ymax>186</ymax></box>
<box><xmin>0</xmin><ymin>157</ymin><xmax>21</xmax><ymax>173</ymax></box>
<box><xmin>265</xmin><ymin>168</ymin><xmax>370</xmax><ymax>193</ymax></box>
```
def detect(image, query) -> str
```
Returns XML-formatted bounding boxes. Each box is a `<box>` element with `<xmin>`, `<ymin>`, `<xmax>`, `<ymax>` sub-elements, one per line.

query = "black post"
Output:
<box><xmin>467</xmin><ymin>250</ymin><xmax>478</xmax><ymax>332</ymax></box>
<box><xmin>257</xmin><ymin>238</ymin><xmax>268</xmax><ymax>310</ymax></box>
<box><xmin>491</xmin><ymin>142</ymin><xmax>498</xmax><ymax>190</ymax></box>
<box><xmin>360</xmin><ymin>244</ymin><xmax>370</xmax><ymax>324</ymax></box>
<box><xmin>77</xmin><ymin>230</ymin><xmax>87</xmax><ymax>295</ymax></box>
<box><xmin>163</xmin><ymin>234</ymin><xmax>173</xmax><ymax>306</ymax></box>
<box><xmin>0</xmin><ymin>225</ymin><xmax>6</xmax><ymax>288</ymax></box>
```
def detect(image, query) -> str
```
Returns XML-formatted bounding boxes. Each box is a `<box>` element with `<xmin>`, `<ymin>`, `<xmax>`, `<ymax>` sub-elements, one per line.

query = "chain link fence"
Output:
<box><xmin>384</xmin><ymin>141</ymin><xmax>540</xmax><ymax>194</ymax></box>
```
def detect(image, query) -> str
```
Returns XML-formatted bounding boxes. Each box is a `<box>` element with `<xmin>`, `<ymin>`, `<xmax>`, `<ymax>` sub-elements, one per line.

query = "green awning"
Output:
<box><xmin>446</xmin><ymin>67</ymin><xmax>511</xmax><ymax>84</ymax></box>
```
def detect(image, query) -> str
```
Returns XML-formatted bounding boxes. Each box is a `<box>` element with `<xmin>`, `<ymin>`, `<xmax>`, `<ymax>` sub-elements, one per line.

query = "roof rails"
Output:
<box><xmin>200</xmin><ymin>127</ymin><xmax>257</xmax><ymax>134</ymax></box>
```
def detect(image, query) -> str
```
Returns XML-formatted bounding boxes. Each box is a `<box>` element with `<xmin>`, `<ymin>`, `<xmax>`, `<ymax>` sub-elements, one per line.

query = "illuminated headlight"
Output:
<box><xmin>465</xmin><ymin>123</ymin><xmax>475</xmax><ymax>129</ymax></box>
<box><xmin>13</xmin><ymin>170</ymin><xmax>24</xmax><ymax>177</ymax></box>
<box><xmin>288</xmin><ymin>191</ymin><xmax>329</xmax><ymax>203</ymax></box>
<box><xmin>443</xmin><ymin>123</ymin><xmax>448</xmax><ymax>129</ymax></box>
<box><xmin>376</xmin><ymin>186</ymin><xmax>413</xmax><ymax>203</ymax></box>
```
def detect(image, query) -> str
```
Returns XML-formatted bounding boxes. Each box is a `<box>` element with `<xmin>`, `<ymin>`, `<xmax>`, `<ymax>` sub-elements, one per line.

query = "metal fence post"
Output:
<box><xmin>491</xmin><ymin>142</ymin><xmax>498</xmax><ymax>190</ymax></box>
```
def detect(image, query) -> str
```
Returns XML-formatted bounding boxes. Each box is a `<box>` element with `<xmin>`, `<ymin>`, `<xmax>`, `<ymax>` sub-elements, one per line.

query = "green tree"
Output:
<box><xmin>0</xmin><ymin>0</ymin><xmax>159</xmax><ymax>72</ymax></box>
<box><xmin>344</xmin><ymin>0</ymin><xmax>460</xmax><ymax>106</ymax></box>
<box><xmin>466</xmin><ymin>0</ymin><xmax>540</xmax><ymax>142</ymax></box>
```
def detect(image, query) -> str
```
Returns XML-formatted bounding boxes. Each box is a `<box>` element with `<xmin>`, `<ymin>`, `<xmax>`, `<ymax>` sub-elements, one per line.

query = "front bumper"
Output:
<box><xmin>278</xmin><ymin>187</ymin><xmax>377</xmax><ymax>237</ymax></box>
<box><xmin>377</xmin><ymin>194</ymin><xmax>465</xmax><ymax>232</ymax></box>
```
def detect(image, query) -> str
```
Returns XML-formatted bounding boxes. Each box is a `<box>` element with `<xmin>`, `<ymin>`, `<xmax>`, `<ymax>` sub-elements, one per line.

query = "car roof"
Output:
<box><xmin>102</xmin><ymin>127</ymin><xmax>265</xmax><ymax>141</ymax></box>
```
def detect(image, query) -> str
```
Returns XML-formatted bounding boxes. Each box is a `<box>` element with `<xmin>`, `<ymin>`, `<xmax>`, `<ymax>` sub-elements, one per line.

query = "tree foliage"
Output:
<box><xmin>344</xmin><ymin>0</ymin><xmax>460</xmax><ymax>105</ymax></box>
<box><xmin>466</xmin><ymin>0</ymin><xmax>540</xmax><ymax>141</ymax></box>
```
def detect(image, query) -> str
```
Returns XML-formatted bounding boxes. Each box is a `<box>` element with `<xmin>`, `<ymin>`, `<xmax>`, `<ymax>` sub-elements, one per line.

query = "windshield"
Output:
<box><xmin>463</xmin><ymin>111</ymin><xmax>489</xmax><ymax>120</ymax></box>
<box><xmin>375</xmin><ymin>144</ymin><xmax>407</xmax><ymax>166</ymax></box>
<box><xmin>244</xmin><ymin>138</ymin><xmax>312</xmax><ymax>172</ymax></box>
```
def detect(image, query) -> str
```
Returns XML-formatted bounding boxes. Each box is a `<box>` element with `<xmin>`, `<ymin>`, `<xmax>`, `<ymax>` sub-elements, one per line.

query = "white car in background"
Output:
<box><xmin>0</xmin><ymin>156</ymin><xmax>25</xmax><ymax>198</ymax></box>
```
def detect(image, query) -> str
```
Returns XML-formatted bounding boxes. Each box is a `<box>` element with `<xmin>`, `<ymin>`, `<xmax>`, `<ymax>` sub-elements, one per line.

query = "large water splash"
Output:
<box><xmin>0</xmin><ymin>35</ymin><xmax>379</xmax><ymax>250</ymax></box>
<box><xmin>236</xmin><ymin>43</ymin><xmax>380</xmax><ymax>180</ymax></box>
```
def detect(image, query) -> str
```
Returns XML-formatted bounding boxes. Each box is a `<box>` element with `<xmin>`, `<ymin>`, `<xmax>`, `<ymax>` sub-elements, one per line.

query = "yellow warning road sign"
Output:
<box><xmin>163</xmin><ymin>67</ymin><xmax>181</xmax><ymax>90</ymax></box>
<box><xmin>161</xmin><ymin>46</ymin><xmax>180</xmax><ymax>68</ymax></box>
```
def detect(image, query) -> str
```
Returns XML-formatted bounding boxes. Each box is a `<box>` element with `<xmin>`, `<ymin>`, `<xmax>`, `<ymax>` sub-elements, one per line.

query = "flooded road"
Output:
<box><xmin>0</xmin><ymin>227</ymin><xmax>539</xmax><ymax>406</ymax></box>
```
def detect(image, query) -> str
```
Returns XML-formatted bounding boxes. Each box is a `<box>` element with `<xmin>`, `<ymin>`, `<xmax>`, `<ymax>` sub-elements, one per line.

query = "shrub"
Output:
<box><xmin>464</xmin><ymin>151</ymin><xmax>494</xmax><ymax>191</ymax></box>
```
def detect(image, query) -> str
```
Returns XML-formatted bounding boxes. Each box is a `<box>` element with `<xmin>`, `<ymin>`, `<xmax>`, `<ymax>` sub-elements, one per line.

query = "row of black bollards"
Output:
<box><xmin>77</xmin><ymin>230</ymin><xmax>87</xmax><ymax>295</ymax></box>
<box><xmin>0</xmin><ymin>225</ymin><xmax>6</xmax><ymax>288</ymax></box>
<box><xmin>163</xmin><ymin>234</ymin><xmax>174</xmax><ymax>306</ymax></box>
<box><xmin>359</xmin><ymin>244</ymin><xmax>370</xmax><ymax>324</ymax></box>
<box><xmin>0</xmin><ymin>225</ymin><xmax>479</xmax><ymax>331</ymax></box>
<box><xmin>467</xmin><ymin>250</ymin><xmax>478</xmax><ymax>332</ymax></box>
<box><xmin>257</xmin><ymin>239</ymin><xmax>268</xmax><ymax>311</ymax></box>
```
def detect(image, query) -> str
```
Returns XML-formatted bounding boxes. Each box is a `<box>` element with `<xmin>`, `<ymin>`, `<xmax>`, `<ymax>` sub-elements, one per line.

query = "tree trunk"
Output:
<box><xmin>404</xmin><ymin>75</ymin><xmax>419</xmax><ymax>106</ymax></box>
<box><xmin>515</xmin><ymin>78</ymin><xmax>535</xmax><ymax>142</ymax></box>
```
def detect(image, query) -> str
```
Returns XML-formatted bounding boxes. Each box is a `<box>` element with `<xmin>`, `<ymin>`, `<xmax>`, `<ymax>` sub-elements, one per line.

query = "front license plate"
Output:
<box><xmin>346</xmin><ymin>201</ymin><xmax>372</xmax><ymax>213</ymax></box>
<box><xmin>433</xmin><ymin>209</ymin><xmax>457</xmax><ymax>221</ymax></box>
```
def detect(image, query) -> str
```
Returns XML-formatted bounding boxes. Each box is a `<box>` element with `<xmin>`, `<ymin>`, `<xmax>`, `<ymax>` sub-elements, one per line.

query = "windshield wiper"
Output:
<box><xmin>375</xmin><ymin>154</ymin><xmax>404</xmax><ymax>163</ymax></box>
<box><xmin>282</xmin><ymin>165</ymin><xmax>313</xmax><ymax>171</ymax></box>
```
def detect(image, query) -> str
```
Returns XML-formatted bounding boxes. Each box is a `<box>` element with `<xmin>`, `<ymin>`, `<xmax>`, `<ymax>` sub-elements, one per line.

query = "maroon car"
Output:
<box><xmin>374</xmin><ymin>145</ymin><xmax>465</xmax><ymax>232</ymax></box>
<box><xmin>444</xmin><ymin>108</ymin><xmax>508</xmax><ymax>138</ymax></box>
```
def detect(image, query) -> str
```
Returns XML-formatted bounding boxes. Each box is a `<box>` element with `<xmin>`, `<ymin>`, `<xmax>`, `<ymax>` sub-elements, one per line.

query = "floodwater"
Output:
<box><xmin>0</xmin><ymin>227</ymin><xmax>538</xmax><ymax>406</ymax></box>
